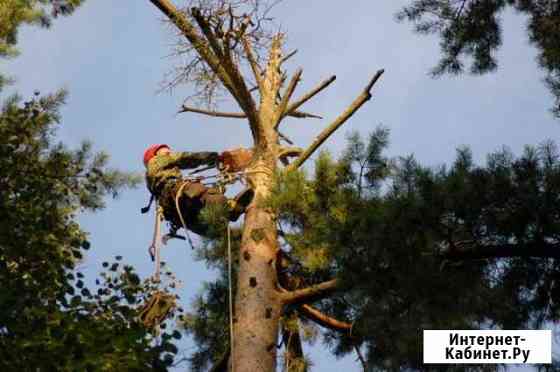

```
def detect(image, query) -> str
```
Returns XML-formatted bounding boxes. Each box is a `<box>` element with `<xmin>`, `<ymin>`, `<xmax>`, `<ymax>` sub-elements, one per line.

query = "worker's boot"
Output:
<box><xmin>227</xmin><ymin>188</ymin><xmax>254</xmax><ymax>221</ymax></box>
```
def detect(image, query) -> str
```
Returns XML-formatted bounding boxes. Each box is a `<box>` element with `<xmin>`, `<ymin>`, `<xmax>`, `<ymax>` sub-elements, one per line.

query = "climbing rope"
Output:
<box><xmin>227</xmin><ymin>223</ymin><xmax>235</xmax><ymax>372</ymax></box>
<box><xmin>174</xmin><ymin>180</ymin><xmax>197</xmax><ymax>250</ymax></box>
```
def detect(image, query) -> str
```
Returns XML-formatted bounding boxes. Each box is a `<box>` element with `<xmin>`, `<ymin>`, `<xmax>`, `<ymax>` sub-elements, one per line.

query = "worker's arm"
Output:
<box><xmin>172</xmin><ymin>151</ymin><xmax>220</xmax><ymax>169</ymax></box>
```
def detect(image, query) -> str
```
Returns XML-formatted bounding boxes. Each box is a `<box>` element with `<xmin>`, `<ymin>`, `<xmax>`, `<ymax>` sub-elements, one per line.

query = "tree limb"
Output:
<box><xmin>288</xmin><ymin>111</ymin><xmax>322</xmax><ymax>119</ymax></box>
<box><xmin>441</xmin><ymin>241</ymin><xmax>560</xmax><ymax>260</ymax></box>
<box><xmin>149</xmin><ymin>0</ymin><xmax>237</xmax><ymax>100</ymax></box>
<box><xmin>299</xmin><ymin>304</ymin><xmax>352</xmax><ymax>333</ymax></box>
<box><xmin>179</xmin><ymin>105</ymin><xmax>320</xmax><ymax>120</ymax></box>
<box><xmin>280</xmin><ymin>49</ymin><xmax>298</xmax><ymax>65</ymax></box>
<box><xmin>150</xmin><ymin>1</ymin><xmax>258</xmax><ymax>135</ymax></box>
<box><xmin>281</xmin><ymin>279</ymin><xmax>339</xmax><ymax>304</ymax></box>
<box><xmin>287</xmin><ymin>69</ymin><xmax>384</xmax><ymax>171</ymax></box>
<box><xmin>285</xmin><ymin>75</ymin><xmax>336</xmax><ymax>116</ymax></box>
<box><xmin>242</xmin><ymin>37</ymin><xmax>263</xmax><ymax>90</ymax></box>
<box><xmin>276</xmin><ymin>68</ymin><xmax>303</xmax><ymax>126</ymax></box>
<box><xmin>179</xmin><ymin>105</ymin><xmax>247</xmax><ymax>118</ymax></box>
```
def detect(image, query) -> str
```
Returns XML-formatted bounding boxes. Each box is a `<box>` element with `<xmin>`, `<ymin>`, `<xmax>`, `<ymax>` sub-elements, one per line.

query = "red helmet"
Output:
<box><xmin>143</xmin><ymin>144</ymin><xmax>170</xmax><ymax>166</ymax></box>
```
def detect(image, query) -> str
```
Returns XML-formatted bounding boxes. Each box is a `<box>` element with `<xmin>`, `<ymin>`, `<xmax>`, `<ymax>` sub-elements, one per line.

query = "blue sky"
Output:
<box><xmin>4</xmin><ymin>0</ymin><xmax>559</xmax><ymax>370</ymax></box>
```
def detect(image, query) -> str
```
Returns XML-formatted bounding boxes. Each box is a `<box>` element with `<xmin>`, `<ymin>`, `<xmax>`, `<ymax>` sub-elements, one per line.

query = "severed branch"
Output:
<box><xmin>441</xmin><ymin>241</ymin><xmax>560</xmax><ymax>260</ymax></box>
<box><xmin>285</xmin><ymin>75</ymin><xmax>336</xmax><ymax>117</ymax></box>
<box><xmin>288</xmin><ymin>69</ymin><xmax>384</xmax><ymax>171</ymax></box>
<box><xmin>299</xmin><ymin>304</ymin><xmax>352</xmax><ymax>333</ymax></box>
<box><xmin>281</xmin><ymin>279</ymin><xmax>339</xmax><ymax>304</ymax></box>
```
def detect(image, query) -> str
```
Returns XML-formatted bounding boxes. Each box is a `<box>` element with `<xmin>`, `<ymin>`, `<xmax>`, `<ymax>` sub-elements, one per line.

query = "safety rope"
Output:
<box><xmin>227</xmin><ymin>223</ymin><xmax>235</xmax><ymax>372</ymax></box>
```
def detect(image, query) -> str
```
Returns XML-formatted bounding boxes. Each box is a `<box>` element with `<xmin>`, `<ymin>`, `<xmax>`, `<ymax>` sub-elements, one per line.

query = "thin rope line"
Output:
<box><xmin>227</xmin><ymin>223</ymin><xmax>235</xmax><ymax>372</ymax></box>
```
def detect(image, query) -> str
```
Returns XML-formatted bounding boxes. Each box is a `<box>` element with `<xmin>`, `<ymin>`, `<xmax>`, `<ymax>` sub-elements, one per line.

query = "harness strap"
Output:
<box><xmin>148</xmin><ymin>202</ymin><xmax>164</xmax><ymax>282</ymax></box>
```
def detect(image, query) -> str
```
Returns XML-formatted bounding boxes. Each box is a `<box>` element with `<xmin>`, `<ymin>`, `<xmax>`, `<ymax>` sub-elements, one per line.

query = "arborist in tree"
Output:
<box><xmin>143</xmin><ymin>144</ymin><xmax>254</xmax><ymax>240</ymax></box>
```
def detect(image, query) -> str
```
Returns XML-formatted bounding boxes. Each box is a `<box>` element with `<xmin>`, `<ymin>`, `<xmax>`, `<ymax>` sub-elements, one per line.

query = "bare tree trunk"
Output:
<box><xmin>232</xmin><ymin>34</ymin><xmax>284</xmax><ymax>372</ymax></box>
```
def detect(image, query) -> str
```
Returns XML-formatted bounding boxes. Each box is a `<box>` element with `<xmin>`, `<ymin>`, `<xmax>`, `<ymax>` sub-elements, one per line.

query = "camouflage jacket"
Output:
<box><xmin>145</xmin><ymin>151</ymin><xmax>218</xmax><ymax>196</ymax></box>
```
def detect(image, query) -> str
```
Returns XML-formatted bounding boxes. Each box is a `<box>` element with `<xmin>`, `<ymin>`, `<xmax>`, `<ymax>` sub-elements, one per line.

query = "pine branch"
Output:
<box><xmin>288</xmin><ymin>111</ymin><xmax>322</xmax><ymax>119</ymax></box>
<box><xmin>285</xmin><ymin>75</ymin><xmax>336</xmax><ymax>116</ymax></box>
<box><xmin>190</xmin><ymin>7</ymin><xmax>257</xmax><ymax>129</ymax></box>
<box><xmin>441</xmin><ymin>241</ymin><xmax>560</xmax><ymax>260</ymax></box>
<box><xmin>276</xmin><ymin>68</ymin><xmax>303</xmax><ymax>127</ymax></box>
<box><xmin>287</xmin><ymin>69</ymin><xmax>384</xmax><ymax>171</ymax></box>
<box><xmin>150</xmin><ymin>0</ymin><xmax>258</xmax><ymax>136</ymax></box>
<box><xmin>299</xmin><ymin>304</ymin><xmax>352</xmax><ymax>333</ymax></box>
<box><xmin>179</xmin><ymin>105</ymin><xmax>320</xmax><ymax>120</ymax></box>
<box><xmin>191</xmin><ymin>7</ymin><xmax>224</xmax><ymax>58</ymax></box>
<box><xmin>179</xmin><ymin>105</ymin><xmax>247</xmax><ymax>118</ymax></box>
<box><xmin>149</xmin><ymin>0</ymin><xmax>236</xmax><ymax>99</ymax></box>
<box><xmin>281</xmin><ymin>279</ymin><xmax>339</xmax><ymax>304</ymax></box>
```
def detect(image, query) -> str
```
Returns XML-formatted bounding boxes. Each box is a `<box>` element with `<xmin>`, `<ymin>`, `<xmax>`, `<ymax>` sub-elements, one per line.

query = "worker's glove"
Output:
<box><xmin>219</xmin><ymin>148</ymin><xmax>253</xmax><ymax>172</ymax></box>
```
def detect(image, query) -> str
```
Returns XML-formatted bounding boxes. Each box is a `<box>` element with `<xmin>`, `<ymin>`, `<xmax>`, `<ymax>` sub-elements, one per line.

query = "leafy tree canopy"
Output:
<box><xmin>264</xmin><ymin>128</ymin><xmax>560</xmax><ymax>371</ymax></box>
<box><xmin>0</xmin><ymin>91</ymin><xmax>184</xmax><ymax>370</ymax></box>
<box><xmin>397</xmin><ymin>0</ymin><xmax>560</xmax><ymax>117</ymax></box>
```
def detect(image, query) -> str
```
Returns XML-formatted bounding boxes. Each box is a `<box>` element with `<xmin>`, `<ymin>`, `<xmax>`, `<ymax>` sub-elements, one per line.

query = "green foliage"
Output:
<box><xmin>397</xmin><ymin>0</ymin><xmax>560</xmax><ymax>117</ymax></box>
<box><xmin>0</xmin><ymin>0</ymin><xmax>85</xmax><ymax>91</ymax></box>
<box><xmin>269</xmin><ymin>128</ymin><xmax>560</xmax><ymax>370</ymax></box>
<box><xmin>181</xmin><ymin>274</ymin><xmax>231</xmax><ymax>372</ymax></box>
<box><xmin>176</xmin><ymin>126</ymin><xmax>560</xmax><ymax>370</ymax></box>
<box><xmin>0</xmin><ymin>91</ymin><xmax>181</xmax><ymax>370</ymax></box>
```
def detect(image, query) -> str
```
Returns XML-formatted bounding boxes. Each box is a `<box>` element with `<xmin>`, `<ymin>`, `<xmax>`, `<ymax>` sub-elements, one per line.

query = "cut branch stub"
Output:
<box><xmin>287</xmin><ymin>69</ymin><xmax>385</xmax><ymax>171</ymax></box>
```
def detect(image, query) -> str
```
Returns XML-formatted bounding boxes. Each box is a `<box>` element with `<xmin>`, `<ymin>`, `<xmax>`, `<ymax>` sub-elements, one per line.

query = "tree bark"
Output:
<box><xmin>232</xmin><ymin>35</ymin><xmax>284</xmax><ymax>372</ymax></box>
